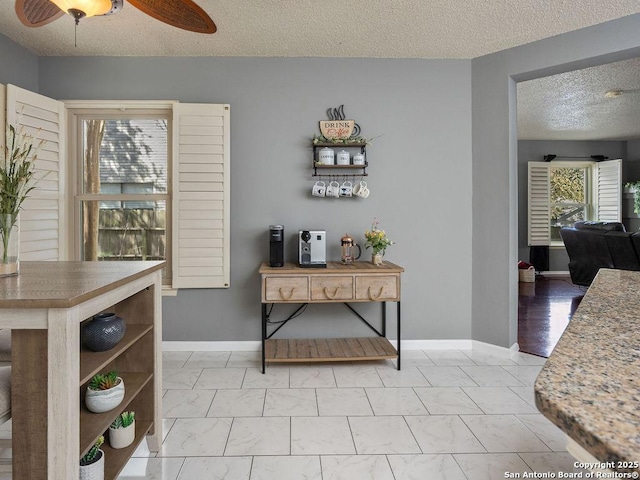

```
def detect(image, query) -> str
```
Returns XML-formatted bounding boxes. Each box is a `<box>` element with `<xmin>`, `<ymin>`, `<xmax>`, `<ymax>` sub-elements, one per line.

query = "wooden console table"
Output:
<box><xmin>259</xmin><ymin>261</ymin><xmax>403</xmax><ymax>373</ymax></box>
<box><xmin>0</xmin><ymin>261</ymin><xmax>164</xmax><ymax>480</ymax></box>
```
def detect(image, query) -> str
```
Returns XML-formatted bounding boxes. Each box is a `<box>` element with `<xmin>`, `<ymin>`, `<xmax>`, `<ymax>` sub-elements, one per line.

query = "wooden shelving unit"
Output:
<box><xmin>0</xmin><ymin>261</ymin><xmax>164</xmax><ymax>480</ymax></box>
<box><xmin>78</xmin><ymin>285</ymin><xmax>158</xmax><ymax>480</ymax></box>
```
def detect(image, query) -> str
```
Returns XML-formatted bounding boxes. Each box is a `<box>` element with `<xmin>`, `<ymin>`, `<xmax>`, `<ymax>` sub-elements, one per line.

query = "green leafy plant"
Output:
<box><xmin>626</xmin><ymin>181</ymin><xmax>640</xmax><ymax>215</ymax></box>
<box><xmin>312</xmin><ymin>133</ymin><xmax>381</xmax><ymax>145</ymax></box>
<box><xmin>110</xmin><ymin>411</ymin><xmax>135</xmax><ymax>429</ymax></box>
<box><xmin>364</xmin><ymin>218</ymin><xmax>394</xmax><ymax>255</ymax></box>
<box><xmin>80</xmin><ymin>435</ymin><xmax>104</xmax><ymax>465</ymax></box>
<box><xmin>0</xmin><ymin>124</ymin><xmax>46</xmax><ymax>264</ymax></box>
<box><xmin>88</xmin><ymin>370</ymin><xmax>120</xmax><ymax>391</ymax></box>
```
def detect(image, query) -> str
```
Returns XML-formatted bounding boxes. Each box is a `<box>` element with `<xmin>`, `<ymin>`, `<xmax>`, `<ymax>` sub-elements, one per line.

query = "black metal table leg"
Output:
<box><xmin>262</xmin><ymin>303</ymin><xmax>267</xmax><ymax>374</ymax></box>
<box><xmin>397</xmin><ymin>301</ymin><xmax>401</xmax><ymax>370</ymax></box>
<box><xmin>381</xmin><ymin>302</ymin><xmax>386</xmax><ymax>337</ymax></box>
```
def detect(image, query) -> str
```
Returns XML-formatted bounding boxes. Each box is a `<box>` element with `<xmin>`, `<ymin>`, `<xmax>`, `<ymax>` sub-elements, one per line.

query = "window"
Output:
<box><xmin>9</xmin><ymin>89</ymin><xmax>230</xmax><ymax>289</ymax></box>
<box><xmin>6</xmin><ymin>85</ymin><xmax>231</xmax><ymax>289</ymax></box>
<box><xmin>73</xmin><ymin>114</ymin><xmax>171</xmax><ymax>279</ymax></box>
<box><xmin>528</xmin><ymin>159</ymin><xmax>622</xmax><ymax>246</ymax></box>
<box><xmin>549</xmin><ymin>164</ymin><xmax>589</xmax><ymax>242</ymax></box>
<box><xmin>67</xmin><ymin>101</ymin><xmax>231</xmax><ymax>290</ymax></box>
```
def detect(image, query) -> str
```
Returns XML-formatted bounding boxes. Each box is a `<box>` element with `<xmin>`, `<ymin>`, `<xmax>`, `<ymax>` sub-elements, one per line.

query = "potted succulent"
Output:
<box><xmin>85</xmin><ymin>370</ymin><xmax>125</xmax><ymax>413</ymax></box>
<box><xmin>109</xmin><ymin>411</ymin><xmax>135</xmax><ymax>449</ymax></box>
<box><xmin>80</xmin><ymin>435</ymin><xmax>104</xmax><ymax>480</ymax></box>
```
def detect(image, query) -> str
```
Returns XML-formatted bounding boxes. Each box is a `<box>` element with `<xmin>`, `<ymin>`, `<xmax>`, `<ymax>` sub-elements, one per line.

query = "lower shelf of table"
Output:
<box><xmin>265</xmin><ymin>337</ymin><xmax>397</xmax><ymax>363</ymax></box>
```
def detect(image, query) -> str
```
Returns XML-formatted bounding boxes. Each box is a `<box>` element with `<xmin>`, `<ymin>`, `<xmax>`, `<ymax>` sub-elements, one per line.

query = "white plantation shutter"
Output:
<box><xmin>172</xmin><ymin>103</ymin><xmax>230</xmax><ymax>289</ymax></box>
<box><xmin>6</xmin><ymin>84</ymin><xmax>66</xmax><ymax>261</ymax></box>
<box><xmin>528</xmin><ymin>163</ymin><xmax>551</xmax><ymax>246</ymax></box>
<box><xmin>594</xmin><ymin>159</ymin><xmax>622</xmax><ymax>222</ymax></box>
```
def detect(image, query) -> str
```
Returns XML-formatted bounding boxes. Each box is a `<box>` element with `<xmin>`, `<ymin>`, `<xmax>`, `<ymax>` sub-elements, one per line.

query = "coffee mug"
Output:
<box><xmin>312</xmin><ymin>181</ymin><xmax>326</xmax><ymax>197</ymax></box>
<box><xmin>353</xmin><ymin>180</ymin><xmax>370</xmax><ymax>198</ymax></box>
<box><xmin>339</xmin><ymin>181</ymin><xmax>353</xmax><ymax>197</ymax></box>
<box><xmin>326</xmin><ymin>181</ymin><xmax>340</xmax><ymax>198</ymax></box>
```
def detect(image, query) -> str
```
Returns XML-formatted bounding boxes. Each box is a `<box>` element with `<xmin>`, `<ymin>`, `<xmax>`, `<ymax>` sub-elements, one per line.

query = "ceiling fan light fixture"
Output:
<box><xmin>50</xmin><ymin>0</ymin><xmax>113</xmax><ymax>19</ymax></box>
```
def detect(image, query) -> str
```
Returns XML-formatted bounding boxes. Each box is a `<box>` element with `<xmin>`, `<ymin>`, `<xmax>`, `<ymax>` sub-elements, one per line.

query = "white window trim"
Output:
<box><xmin>527</xmin><ymin>159</ymin><xmax>622</xmax><ymax>247</ymax></box>
<box><xmin>66</xmin><ymin>103</ymin><xmax>174</xmax><ymax>285</ymax></box>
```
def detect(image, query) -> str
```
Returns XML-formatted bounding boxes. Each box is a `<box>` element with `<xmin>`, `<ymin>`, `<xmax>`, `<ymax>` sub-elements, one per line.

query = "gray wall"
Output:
<box><xmin>2</xmin><ymin>12</ymin><xmax>640</xmax><ymax>348</ymax></box>
<box><xmin>517</xmin><ymin>140</ymin><xmax>627</xmax><ymax>271</ymax></box>
<box><xmin>34</xmin><ymin>56</ymin><xmax>473</xmax><ymax>342</ymax></box>
<box><xmin>628</xmin><ymin>140</ymin><xmax>640</xmax><ymax>179</ymax></box>
<box><xmin>0</xmin><ymin>34</ymin><xmax>38</xmax><ymax>92</ymax></box>
<box><xmin>472</xmin><ymin>13</ymin><xmax>640</xmax><ymax>348</ymax></box>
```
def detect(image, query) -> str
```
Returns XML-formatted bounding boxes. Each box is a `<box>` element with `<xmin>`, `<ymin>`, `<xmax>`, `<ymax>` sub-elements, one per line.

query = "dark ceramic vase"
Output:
<box><xmin>82</xmin><ymin>312</ymin><xmax>126</xmax><ymax>352</ymax></box>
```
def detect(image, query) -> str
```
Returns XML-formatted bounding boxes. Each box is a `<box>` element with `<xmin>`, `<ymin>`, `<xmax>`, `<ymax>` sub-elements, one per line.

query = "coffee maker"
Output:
<box><xmin>269</xmin><ymin>225</ymin><xmax>284</xmax><ymax>267</ymax></box>
<box><xmin>298</xmin><ymin>230</ymin><xmax>327</xmax><ymax>268</ymax></box>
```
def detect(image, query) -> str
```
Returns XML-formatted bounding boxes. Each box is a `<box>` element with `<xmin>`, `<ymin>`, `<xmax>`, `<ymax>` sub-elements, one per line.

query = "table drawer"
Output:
<box><xmin>264</xmin><ymin>276</ymin><xmax>309</xmax><ymax>302</ymax></box>
<box><xmin>311</xmin><ymin>276</ymin><xmax>354</xmax><ymax>301</ymax></box>
<box><xmin>355</xmin><ymin>276</ymin><xmax>399</xmax><ymax>301</ymax></box>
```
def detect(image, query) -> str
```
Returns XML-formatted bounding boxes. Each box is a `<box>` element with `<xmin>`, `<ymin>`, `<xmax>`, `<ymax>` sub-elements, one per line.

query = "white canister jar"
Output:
<box><xmin>352</xmin><ymin>152</ymin><xmax>365</xmax><ymax>165</ymax></box>
<box><xmin>336</xmin><ymin>150</ymin><xmax>350</xmax><ymax>165</ymax></box>
<box><xmin>318</xmin><ymin>147</ymin><xmax>335</xmax><ymax>165</ymax></box>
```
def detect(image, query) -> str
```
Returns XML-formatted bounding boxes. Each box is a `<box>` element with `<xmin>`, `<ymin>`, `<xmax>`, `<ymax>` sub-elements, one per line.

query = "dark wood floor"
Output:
<box><xmin>518</xmin><ymin>275</ymin><xmax>585</xmax><ymax>358</ymax></box>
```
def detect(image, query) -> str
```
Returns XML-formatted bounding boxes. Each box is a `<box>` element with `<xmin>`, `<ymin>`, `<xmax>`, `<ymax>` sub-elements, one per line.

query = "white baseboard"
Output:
<box><xmin>162</xmin><ymin>339</ymin><xmax>514</xmax><ymax>352</ymax></box>
<box><xmin>392</xmin><ymin>339</ymin><xmax>473</xmax><ymax>350</ymax></box>
<box><xmin>539</xmin><ymin>271</ymin><xmax>570</xmax><ymax>276</ymax></box>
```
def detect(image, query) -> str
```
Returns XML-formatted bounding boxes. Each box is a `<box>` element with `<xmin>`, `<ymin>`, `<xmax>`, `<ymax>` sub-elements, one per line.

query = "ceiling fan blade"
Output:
<box><xmin>128</xmin><ymin>0</ymin><xmax>216</xmax><ymax>34</ymax></box>
<box><xmin>15</xmin><ymin>0</ymin><xmax>65</xmax><ymax>27</ymax></box>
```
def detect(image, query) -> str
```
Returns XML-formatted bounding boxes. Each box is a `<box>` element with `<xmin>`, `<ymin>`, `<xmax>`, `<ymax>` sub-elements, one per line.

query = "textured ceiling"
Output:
<box><xmin>2</xmin><ymin>1</ymin><xmax>640</xmax><ymax>141</ymax></box>
<box><xmin>0</xmin><ymin>0</ymin><xmax>639</xmax><ymax>58</ymax></box>
<box><xmin>517</xmin><ymin>57</ymin><xmax>640</xmax><ymax>141</ymax></box>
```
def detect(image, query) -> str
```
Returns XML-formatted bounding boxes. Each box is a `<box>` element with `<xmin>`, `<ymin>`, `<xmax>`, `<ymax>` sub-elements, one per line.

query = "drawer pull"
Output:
<box><xmin>323</xmin><ymin>287</ymin><xmax>339</xmax><ymax>299</ymax></box>
<box><xmin>368</xmin><ymin>286</ymin><xmax>384</xmax><ymax>301</ymax></box>
<box><xmin>279</xmin><ymin>287</ymin><xmax>295</xmax><ymax>301</ymax></box>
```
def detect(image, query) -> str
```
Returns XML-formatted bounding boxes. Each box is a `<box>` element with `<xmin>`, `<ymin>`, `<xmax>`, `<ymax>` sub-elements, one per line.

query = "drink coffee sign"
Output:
<box><xmin>319</xmin><ymin>120</ymin><xmax>355</xmax><ymax>139</ymax></box>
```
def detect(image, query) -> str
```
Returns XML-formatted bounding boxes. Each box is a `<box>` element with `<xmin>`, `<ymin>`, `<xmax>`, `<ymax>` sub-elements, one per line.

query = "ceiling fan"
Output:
<box><xmin>15</xmin><ymin>0</ymin><xmax>216</xmax><ymax>34</ymax></box>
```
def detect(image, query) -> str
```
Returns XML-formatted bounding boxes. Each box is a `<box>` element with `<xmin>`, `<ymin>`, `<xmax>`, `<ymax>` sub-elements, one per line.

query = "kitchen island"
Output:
<box><xmin>0</xmin><ymin>261</ymin><xmax>164</xmax><ymax>480</ymax></box>
<box><xmin>535</xmin><ymin>268</ymin><xmax>640</xmax><ymax>473</ymax></box>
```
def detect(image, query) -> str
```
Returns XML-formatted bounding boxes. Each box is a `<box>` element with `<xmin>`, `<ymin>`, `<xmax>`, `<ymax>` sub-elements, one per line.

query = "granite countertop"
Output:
<box><xmin>535</xmin><ymin>269</ymin><xmax>640</xmax><ymax>472</ymax></box>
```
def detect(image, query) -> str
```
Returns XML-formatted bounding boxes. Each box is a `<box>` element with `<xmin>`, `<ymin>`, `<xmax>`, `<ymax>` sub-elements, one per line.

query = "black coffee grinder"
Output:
<box><xmin>269</xmin><ymin>225</ymin><xmax>284</xmax><ymax>267</ymax></box>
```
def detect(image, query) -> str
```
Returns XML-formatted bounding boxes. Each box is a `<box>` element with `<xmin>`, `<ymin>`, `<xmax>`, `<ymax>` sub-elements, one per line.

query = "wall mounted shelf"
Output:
<box><xmin>312</xmin><ymin>142</ymin><xmax>368</xmax><ymax>177</ymax></box>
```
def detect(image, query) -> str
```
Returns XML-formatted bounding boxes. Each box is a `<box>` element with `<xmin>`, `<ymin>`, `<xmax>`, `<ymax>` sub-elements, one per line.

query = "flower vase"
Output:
<box><xmin>0</xmin><ymin>213</ymin><xmax>19</xmax><ymax>277</ymax></box>
<box><xmin>372</xmin><ymin>253</ymin><xmax>383</xmax><ymax>265</ymax></box>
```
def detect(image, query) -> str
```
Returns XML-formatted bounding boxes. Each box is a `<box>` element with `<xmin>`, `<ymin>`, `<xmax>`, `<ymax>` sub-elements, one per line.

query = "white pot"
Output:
<box><xmin>85</xmin><ymin>377</ymin><xmax>125</xmax><ymax>413</ymax></box>
<box><xmin>109</xmin><ymin>420</ymin><xmax>135</xmax><ymax>449</ymax></box>
<box><xmin>79</xmin><ymin>449</ymin><xmax>104</xmax><ymax>480</ymax></box>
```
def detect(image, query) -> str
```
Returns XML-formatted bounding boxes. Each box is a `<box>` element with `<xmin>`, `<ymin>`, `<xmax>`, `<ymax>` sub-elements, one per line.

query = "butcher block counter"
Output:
<box><xmin>535</xmin><ymin>269</ymin><xmax>640</xmax><ymax>473</ymax></box>
<box><xmin>0</xmin><ymin>261</ymin><xmax>164</xmax><ymax>480</ymax></box>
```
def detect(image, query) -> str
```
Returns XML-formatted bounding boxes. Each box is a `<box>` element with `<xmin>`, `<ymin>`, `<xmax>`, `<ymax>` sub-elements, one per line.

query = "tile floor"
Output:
<box><xmin>109</xmin><ymin>348</ymin><xmax>589</xmax><ymax>480</ymax></box>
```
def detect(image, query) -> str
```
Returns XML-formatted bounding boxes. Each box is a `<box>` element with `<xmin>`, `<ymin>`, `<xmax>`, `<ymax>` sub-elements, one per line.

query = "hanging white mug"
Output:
<box><xmin>326</xmin><ymin>181</ymin><xmax>340</xmax><ymax>198</ymax></box>
<box><xmin>312</xmin><ymin>181</ymin><xmax>326</xmax><ymax>197</ymax></box>
<box><xmin>339</xmin><ymin>181</ymin><xmax>353</xmax><ymax>197</ymax></box>
<box><xmin>353</xmin><ymin>180</ymin><xmax>370</xmax><ymax>198</ymax></box>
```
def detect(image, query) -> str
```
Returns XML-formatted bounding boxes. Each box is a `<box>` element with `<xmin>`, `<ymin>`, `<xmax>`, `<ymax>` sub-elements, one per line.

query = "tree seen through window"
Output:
<box><xmin>549</xmin><ymin>166</ymin><xmax>587</xmax><ymax>241</ymax></box>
